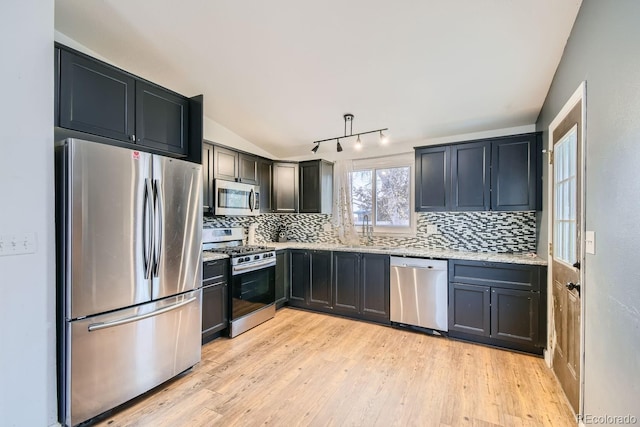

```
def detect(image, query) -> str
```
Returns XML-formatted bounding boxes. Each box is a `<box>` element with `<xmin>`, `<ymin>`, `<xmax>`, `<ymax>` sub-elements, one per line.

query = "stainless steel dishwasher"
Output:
<box><xmin>390</xmin><ymin>257</ymin><xmax>448</xmax><ymax>332</ymax></box>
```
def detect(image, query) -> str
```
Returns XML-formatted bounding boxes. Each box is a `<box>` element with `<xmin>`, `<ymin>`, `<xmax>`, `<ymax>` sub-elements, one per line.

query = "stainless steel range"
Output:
<box><xmin>203</xmin><ymin>227</ymin><xmax>276</xmax><ymax>337</ymax></box>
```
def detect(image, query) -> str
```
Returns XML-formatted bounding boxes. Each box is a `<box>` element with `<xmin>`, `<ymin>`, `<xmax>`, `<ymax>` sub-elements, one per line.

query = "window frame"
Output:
<box><xmin>351</xmin><ymin>153</ymin><xmax>416</xmax><ymax>236</ymax></box>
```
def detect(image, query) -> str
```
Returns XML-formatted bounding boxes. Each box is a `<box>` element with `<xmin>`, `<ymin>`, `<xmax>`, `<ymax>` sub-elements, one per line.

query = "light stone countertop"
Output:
<box><xmin>202</xmin><ymin>252</ymin><xmax>230</xmax><ymax>262</ymax></box>
<box><xmin>265</xmin><ymin>242</ymin><xmax>547</xmax><ymax>266</ymax></box>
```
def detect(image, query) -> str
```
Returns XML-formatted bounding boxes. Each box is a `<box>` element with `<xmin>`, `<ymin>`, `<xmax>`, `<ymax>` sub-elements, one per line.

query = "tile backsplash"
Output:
<box><xmin>204</xmin><ymin>211</ymin><xmax>536</xmax><ymax>253</ymax></box>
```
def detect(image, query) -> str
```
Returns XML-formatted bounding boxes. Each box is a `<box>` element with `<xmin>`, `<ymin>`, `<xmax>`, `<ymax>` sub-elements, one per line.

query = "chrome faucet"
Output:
<box><xmin>362</xmin><ymin>214</ymin><xmax>373</xmax><ymax>245</ymax></box>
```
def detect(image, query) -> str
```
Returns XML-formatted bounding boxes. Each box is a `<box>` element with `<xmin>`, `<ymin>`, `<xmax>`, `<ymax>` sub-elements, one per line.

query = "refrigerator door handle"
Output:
<box><xmin>143</xmin><ymin>178</ymin><xmax>154</xmax><ymax>280</ymax></box>
<box><xmin>87</xmin><ymin>296</ymin><xmax>197</xmax><ymax>332</ymax></box>
<box><xmin>152</xmin><ymin>179</ymin><xmax>164</xmax><ymax>277</ymax></box>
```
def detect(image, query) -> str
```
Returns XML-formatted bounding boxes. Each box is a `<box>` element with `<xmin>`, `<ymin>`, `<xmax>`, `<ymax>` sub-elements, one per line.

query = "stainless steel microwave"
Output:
<box><xmin>214</xmin><ymin>179</ymin><xmax>260</xmax><ymax>216</ymax></box>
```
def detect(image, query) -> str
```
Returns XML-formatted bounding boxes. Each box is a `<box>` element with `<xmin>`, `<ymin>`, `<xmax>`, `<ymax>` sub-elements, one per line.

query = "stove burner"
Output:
<box><xmin>205</xmin><ymin>245</ymin><xmax>275</xmax><ymax>257</ymax></box>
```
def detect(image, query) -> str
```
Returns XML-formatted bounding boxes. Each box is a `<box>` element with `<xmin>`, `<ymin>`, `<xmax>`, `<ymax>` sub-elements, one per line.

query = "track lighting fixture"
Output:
<box><xmin>311</xmin><ymin>114</ymin><xmax>389</xmax><ymax>153</ymax></box>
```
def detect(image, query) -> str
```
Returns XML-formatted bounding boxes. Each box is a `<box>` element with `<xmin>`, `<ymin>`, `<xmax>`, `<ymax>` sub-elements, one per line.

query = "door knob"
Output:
<box><xmin>566</xmin><ymin>282</ymin><xmax>581</xmax><ymax>296</ymax></box>
<box><xmin>572</xmin><ymin>261</ymin><xmax>581</xmax><ymax>269</ymax></box>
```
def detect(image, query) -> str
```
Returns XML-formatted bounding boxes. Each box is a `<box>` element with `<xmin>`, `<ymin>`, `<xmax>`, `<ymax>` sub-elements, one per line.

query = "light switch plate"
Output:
<box><xmin>585</xmin><ymin>230</ymin><xmax>595</xmax><ymax>254</ymax></box>
<box><xmin>426</xmin><ymin>225</ymin><xmax>438</xmax><ymax>235</ymax></box>
<box><xmin>0</xmin><ymin>232</ymin><xmax>37</xmax><ymax>256</ymax></box>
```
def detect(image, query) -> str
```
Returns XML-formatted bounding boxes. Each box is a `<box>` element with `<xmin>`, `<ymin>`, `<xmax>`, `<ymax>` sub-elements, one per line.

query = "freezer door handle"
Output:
<box><xmin>143</xmin><ymin>178</ymin><xmax>154</xmax><ymax>280</ymax></box>
<box><xmin>87</xmin><ymin>296</ymin><xmax>197</xmax><ymax>332</ymax></box>
<box><xmin>152</xmin><ymin>179</ymin><xmax>164</xmax><ymax>278</ymax></box>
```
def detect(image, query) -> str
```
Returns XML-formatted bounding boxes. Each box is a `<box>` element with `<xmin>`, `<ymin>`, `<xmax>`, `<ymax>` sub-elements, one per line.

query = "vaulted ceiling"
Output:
<box><xmin>55</xmin><ymin>0</ymin><xmax>582</xmax><ymax>159</ymax></box>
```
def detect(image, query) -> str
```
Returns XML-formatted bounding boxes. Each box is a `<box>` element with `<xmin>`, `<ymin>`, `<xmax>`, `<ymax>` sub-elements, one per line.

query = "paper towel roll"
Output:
<box><xmin>247</xmin><ymin>223</ymin><xmax>257</xmax><ymax>245</ymax></box>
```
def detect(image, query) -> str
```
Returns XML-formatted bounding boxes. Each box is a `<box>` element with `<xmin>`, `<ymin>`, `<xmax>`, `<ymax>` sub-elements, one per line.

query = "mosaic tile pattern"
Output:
<box><xmin>203</xmin><ymin>211</ymin><xmax>536</xmax><ymax>253</ymax></box>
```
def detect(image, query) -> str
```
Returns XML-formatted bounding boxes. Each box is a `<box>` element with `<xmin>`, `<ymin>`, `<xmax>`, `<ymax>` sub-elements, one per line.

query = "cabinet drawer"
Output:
<box><xmin>449</xmin><ymin>260</ymin><xmax>540</xmax><ymax>291</ymax></box>
<box><xmin>203</xmin><ymin>259</ymin><xmax>228</xmax><ymax>285</ymax></box>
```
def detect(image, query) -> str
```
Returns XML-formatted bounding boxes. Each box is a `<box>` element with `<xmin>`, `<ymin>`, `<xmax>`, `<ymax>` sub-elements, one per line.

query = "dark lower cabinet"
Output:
<box><xmin>201</xmin><ymin>283</ymin><xmax>228</xmax><ymax>344</ymax></box>
<box><xmin>332</xmin><ymin>252</ymin><xmax>390</xmax><ymax>323</ymax></box>
<box><xmin>289</xmin><ymin>250</ymin><xmax>309</xmax><ymax>306</ymax></box>
<box><xmin>449</xmin><ymin>283</ymin><xmax>491</xmax><ymax>337</ymax></box>
<box><xmin>333</xmin><ymin>252</ymin><xmax>360</xmax><ymax>316</ymax></box>
<box><xmin>309</xmin><ymin>251</ymin><xmax>332</xmax><ymax>311</ymax></box>
<box><xmin>360</xmin><ymin>253</ymin><xmax>390</xmax><ymax>322</ymax></box>
<box><xmin>491</xmin><ymin>287</ymin><xmax>539</xmax><ymax>346</ymax></box>
<box><xmin>202</xmin><ymin>258</ymin><xmax>229</xmax><ymax>344</ymax></box>
<box><xmin>448</xmin><ymin>260</ymin><xmax>546</xmax><ymax>354</ymax></box>
<box><xmin>275</xmin><ymin>250</ymin><xmax>290</xmax><ymax>308</ymax></box>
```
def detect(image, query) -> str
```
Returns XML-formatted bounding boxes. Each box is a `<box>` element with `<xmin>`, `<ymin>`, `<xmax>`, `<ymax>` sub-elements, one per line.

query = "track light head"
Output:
<box><xmin>311</xmin><ymin>143</ymin><xmax>319</xmax><ymax>153</ymax></box>
<box><xmin>336</xmin><ymin>139</ymin><xmax>343</xmax><ymax>152</ymax></box>
<box><xmin>379</xmin><ymin>130</ymin><xmax>389</xmax><ymax>145</ymax></box>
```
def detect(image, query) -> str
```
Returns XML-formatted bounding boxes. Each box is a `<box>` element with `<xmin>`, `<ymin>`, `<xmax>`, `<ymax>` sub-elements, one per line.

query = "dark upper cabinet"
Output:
<box><xmin>309</xmin><ymin>250</ymin><xmax>332</xmax><ymax>310</ymax></box>
<box><xmin>275</xmin><ymin>250</ymin><xmax>290</xmax><ymax>308</ymax></box>
<box><xmin>360</xmin><ymin>253</ymin><xmax>390</xmax><ymax>322</ymax></box>
<box><xmin>448</xmin><ymin>283</ymin><xmax>491</xmax><ymax>337</ymax></box>
<box><xmin>333</xmin><ymin>252</ymin><xmax>361</xmax><ymax>316</ymax></box>
<box><xmin>289</xmin><ymin>249</ymin><xmax>308</xmax><ymax>306</ymax></box>
<box><xmin>135</xmin><ymin>81</ymin><xmax>189</xmax><ymax>156</ymax></box>
<box><xmin>415</xmin><ymin>132</ymin><xmax>540</xmax><ymax>212</ymax></box>
<box><xmin>273</xmin><ymin>162</ymin><xmax>299</xmax><ymax>213</ymax></box>
<box><xmin>450</xmin><ymin>141</ymin><xmax>490</xmax><ymax>211</ymax></box>
<box><xmin>491</xmin><ymin>134</ymin><xmax>538</xmax><ymax>211</ymax></box>
<box><xmin>238</xmin><ymin>153</ymin><xmax>259</xmax><ymax>184</ymax></box>
<box><xmin>57</xmin><ymin>46</ymin><xmax>197</xmax><ymax>159</ymax></box>
<box><xmin>213</xmin><ymin>146</ymin><xmax>239</xmax><ymax>181</ymax></box>
<box><xmin>258</xmin><ymin>159</ymin><xmax>273</xmax><ymax>213</ymax></box>
<box><xmin>299</xmin><ymin>160</ymin><xmax>333</xmax><ymax>214</ymax></box>
<box><xmin>415</xmin><ymin>146</ymin><xmax>450</xmax><ymax>211</ymax></box>
<box><xmin>202</xmin><ymin>142</ymin><xmax>214</xmax><ymax>213</ymax></box>
<box><xmin>59</xmin><ymin>49</ymin><xmax>136</xmax><ymax>143</ymax></box>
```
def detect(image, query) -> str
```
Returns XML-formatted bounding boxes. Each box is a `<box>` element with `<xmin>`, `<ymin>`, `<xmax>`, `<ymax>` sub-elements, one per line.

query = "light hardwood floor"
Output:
<box><xmin>93</xmin><ymin>308</ymin><xmax>576</xmax><ymax>427</ymax></box>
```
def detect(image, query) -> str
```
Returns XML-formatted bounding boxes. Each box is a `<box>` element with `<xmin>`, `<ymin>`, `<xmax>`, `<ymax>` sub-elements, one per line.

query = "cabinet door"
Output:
<box><xmin>202</xmin><ymin>142</ymin><xmax>214</xmax><ymax>213</ymax></box>
<box><xmin>332</xmin><ymin>252</ymin><xmax>360</xmax><ymax>316</ymax></box>
<box><xmin>59</xmin><ymin>50</ymin><xmax>135</xmax><ymax>142</ymax></box>
<box><xmin>491</xmin><ymin>288</ymin><xmax>539</xmax><ymax>345</ymax></box>
<box><xmin>258</xmin><ymin>159</ymin><xmax>273</xmax><ymax>213</ymax></box>
<box><xmin>135</xmin><ymin>81</ymin><xmax>189</xmax><ymax>156</ymax></box>
<box><xmin>449</xmin><ymin>283</ymin><xmax>490</xmax><ymax>336</ymax></box>
<box><xmin>275</xmin><ymin>250</ymin><xmax>290</xmax><ymax>307</ymax></box>
<box><xmin>202</xmin><ymin>283</ymin><xmax>228</xmax><ymax>343</ymax></box>
<box><xmin>491</xmin><ymin>135</ymin><xmax>537</xmax><ymax>211</ymax></box>
<box><xmin>451</xmin><ymin>141</ymin><xmax>490</xmax><ymax>211</ymax></box>
<box><xmin>213</xmin><ymin>146</ymin><xmax>238</xmax><ymax>181</ymax></box>
<box><xmin>238</xmin><ymin>153</ymin><xmax>259</xmax><ymax>184</ymax></box>
<box><xmin>273</xmin><ymin>162</ymin><xmax>299</xmax><ymax>213</ymax></box>
<box><xmin>289</xmin><ymin>250</ymin><xmax>309</xmax><ymax>306</ymax></box>
<box><xmin>361</xmin><ymin>253</ymin><xmax>390</xmax><ymax>322</ymax></box>
<box><xmin>299</xmin><ymin>161</ymin><xmax>321</xmax><ymax>213</ymax></box>
<box><xmin>309</xmin><ymin>251</ymin><xmax>332</xmax><ymax>310</ymax></box>
<box><xmin>415</xmin><ymin>146</ymin><xmax>450</xmax><ymax>211</ymax></box>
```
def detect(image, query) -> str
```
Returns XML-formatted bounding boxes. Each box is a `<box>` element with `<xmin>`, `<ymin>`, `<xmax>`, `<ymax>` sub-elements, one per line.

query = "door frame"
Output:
<box><xmin>545</xmin><ymin>81</ymin><xmax>587</xmax><ymax>418</ymax></box>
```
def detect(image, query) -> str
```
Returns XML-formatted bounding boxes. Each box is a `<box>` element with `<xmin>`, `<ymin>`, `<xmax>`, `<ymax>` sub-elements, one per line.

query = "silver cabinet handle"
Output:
<box><xmin>153</xmin><ymin>179</ymin><xmax>164</xmax><ymax>277</ymax></box>
<box><xmin>143</xmin><ymin>178</ymin><xmax>154</xmax><ymax>280</ymax></box>
<box><xmin>88</xmin><ymin>297</ymin><xmax>197</xmax><ymax>332</ymax></box>
<box><xmin>233</xmin><ymin>259</ymin><xmax>276</xmax><ymax>272</ymax></box>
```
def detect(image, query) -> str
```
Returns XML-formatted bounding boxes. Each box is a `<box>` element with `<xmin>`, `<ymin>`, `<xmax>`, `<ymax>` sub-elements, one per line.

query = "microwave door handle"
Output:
<box><xmin>143</xmin><ymin>178</ymin><xmax>153</xmax><ymax>280</ymax></box>
<box><xmin>152</xmin><ymin>179</ymin><xmax>163</xmax><ymax>277</ymax></box>
<box><xmin>249</xmin><ymin>188</ymin><xmax>255</xmax><ymax>212</ymax></box>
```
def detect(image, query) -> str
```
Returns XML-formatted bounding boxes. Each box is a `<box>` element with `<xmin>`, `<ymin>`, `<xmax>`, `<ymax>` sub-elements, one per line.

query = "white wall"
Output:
<box><xmin>536</xmin><ymin>0</ymin><xmax>640</xmax><ymax>420</ymax></box>
<box><xmin>0</xmin><ymin>2</ymin><xmax>57</xmax><ymax>427</ymax></box>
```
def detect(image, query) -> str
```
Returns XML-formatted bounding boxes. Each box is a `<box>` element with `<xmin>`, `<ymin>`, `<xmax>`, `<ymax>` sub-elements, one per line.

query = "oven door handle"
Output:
<box><xmin>233</xmin><ymin>259</ymin><xmax>276</xmax><ymax>273</ymax></box>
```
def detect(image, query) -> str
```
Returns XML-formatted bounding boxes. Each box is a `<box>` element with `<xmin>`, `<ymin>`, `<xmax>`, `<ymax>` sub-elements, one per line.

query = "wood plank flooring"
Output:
<box><xmin>93</xmin><ymin>308</ymin><xmax>576</xmax><ymax>427</ymax></box>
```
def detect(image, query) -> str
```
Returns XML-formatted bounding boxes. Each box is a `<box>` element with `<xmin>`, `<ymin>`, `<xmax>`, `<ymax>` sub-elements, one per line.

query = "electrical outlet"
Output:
<box><xmin>426</xmin><ymin>225</ymin><xmax>438</xmax><ymax>235</ymax></box>
<box><xmin>0</xmin><ymin>232</ymin><xmax>36</xmax><ymax>256</ymax></box>
<box><xmin>585</xmin><ymin>230</ymin><xmax>595</xmax><ymax>254</ymax></box>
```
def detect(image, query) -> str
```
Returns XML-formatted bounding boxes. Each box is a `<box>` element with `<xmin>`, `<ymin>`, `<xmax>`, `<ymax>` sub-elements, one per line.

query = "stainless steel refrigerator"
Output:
<box><xmin>56</xmin><ymin>138</ymin><xmax>203</xmax><ymax>426</ymax></box>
